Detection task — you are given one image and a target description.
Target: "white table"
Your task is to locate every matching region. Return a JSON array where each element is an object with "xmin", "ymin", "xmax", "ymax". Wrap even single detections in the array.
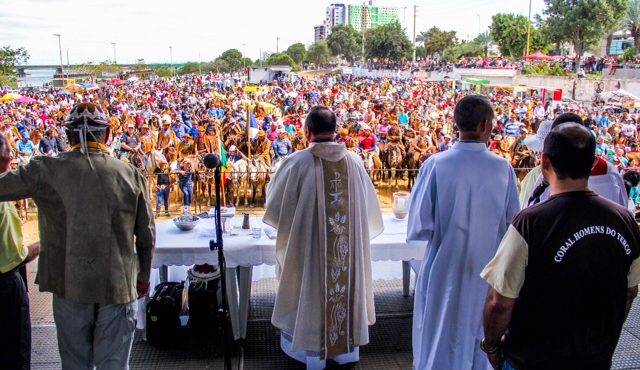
[{"xmin": 152, "ymin": 216, "xmax": 424, "ymax": 339}]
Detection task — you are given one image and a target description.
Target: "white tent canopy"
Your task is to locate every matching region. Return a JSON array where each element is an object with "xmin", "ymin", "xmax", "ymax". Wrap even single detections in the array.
[{"xmin": 600, "ymin": 89, "xmax": 640, "ymax": 102}]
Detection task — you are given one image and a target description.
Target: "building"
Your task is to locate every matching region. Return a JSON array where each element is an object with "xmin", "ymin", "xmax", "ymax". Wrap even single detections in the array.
[
  {"xmin": 348, "ymin": 3, "xmax": 399, "ymax": 33},
  {"xmin": 326, "ymin": 3, "xmax": 347, "ymax": 33},
  {"xmin": 314, "ymin": 24, "xmax": 328, "ymax": 41}
]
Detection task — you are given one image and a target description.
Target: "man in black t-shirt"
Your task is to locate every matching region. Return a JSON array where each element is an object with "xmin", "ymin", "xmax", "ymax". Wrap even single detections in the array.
[{"xmin": 481, "ymin": 123, "xmax": 640, "ymax": 370}]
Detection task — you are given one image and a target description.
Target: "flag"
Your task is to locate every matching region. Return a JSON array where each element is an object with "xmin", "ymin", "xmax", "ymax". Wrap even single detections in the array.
[
  {"xmin": 219, "ymin": 138, "xmax": 228, "ymax": 169},
  {"xmin": 249, "ymin": 111, "xmax": 259, "ymax": 140}
]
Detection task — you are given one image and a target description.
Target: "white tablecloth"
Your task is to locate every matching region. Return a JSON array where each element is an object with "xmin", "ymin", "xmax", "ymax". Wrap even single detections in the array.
[
  {"xmin": 153, "ymin": 216, "xmax": 425, "ymax": 269},
  {"xmin": 147, "ymin": 215, "xmax": 425, "ymax": 340}
]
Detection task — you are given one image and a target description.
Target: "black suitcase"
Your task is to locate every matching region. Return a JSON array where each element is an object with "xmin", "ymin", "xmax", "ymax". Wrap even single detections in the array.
[{"xmin": 146, "ymin": 281, "xmax": 185, "ymax": 345}]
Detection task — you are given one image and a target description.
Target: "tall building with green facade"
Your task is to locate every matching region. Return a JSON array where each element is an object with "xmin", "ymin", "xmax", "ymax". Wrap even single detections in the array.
[{"xmin": 347, "ymin": 4, "xmax": 399, "ymax": 33}]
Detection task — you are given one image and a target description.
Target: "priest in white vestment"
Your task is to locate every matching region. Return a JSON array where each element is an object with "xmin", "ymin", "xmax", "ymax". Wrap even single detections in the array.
[
  {"xmin": 264, "ymin": 106, "xmax": 384, "ymax": 369},
  {"xmin": 407, "ymin": 96, "xmax": 520, "ymax": 370}
]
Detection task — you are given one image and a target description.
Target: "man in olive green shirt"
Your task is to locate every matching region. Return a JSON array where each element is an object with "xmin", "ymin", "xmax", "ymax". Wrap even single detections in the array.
[
  {"xmin": 0, "ymin": 135, "xmax": 39, "ymax": 370},
  {"xmin": 0, "ymin": 103, "xmax": 155, "ymax": 370}
]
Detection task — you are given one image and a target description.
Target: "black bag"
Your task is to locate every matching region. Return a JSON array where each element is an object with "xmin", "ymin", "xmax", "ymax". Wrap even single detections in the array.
[
  {"xmin": 146, "ymin": 281, "xmax": 185, "ymax": 345},
  {"xmin": 186, "ymin": 264, "xmax": 222, "ymax": 337},
  {"xmin": 187, "ymin": 273, "xmax": 221, "ymax": 337}
]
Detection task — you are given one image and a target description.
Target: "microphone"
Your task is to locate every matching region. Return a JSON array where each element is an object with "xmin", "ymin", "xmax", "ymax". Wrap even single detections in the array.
[{"xmin": 203, "ymin": 153, "xmax": 220, "ymax": 169}]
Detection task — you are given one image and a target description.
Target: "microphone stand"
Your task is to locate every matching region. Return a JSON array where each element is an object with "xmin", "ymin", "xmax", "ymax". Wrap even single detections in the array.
[{"xmin": 209, "ymin": 162, "xmax": 233, "ymax": 370}]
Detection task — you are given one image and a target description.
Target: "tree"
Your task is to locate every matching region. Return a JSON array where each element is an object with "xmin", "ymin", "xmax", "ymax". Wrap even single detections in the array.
[
  {"xmin": 179, "ymin": 62, "xmax": 201, "ymax": 75},
  {"xmin": 0, "ymin": 46, "xmax": 29, "ymax": 86},
  {"xmin": 212, "ymin": 59, "xmax": 231, "ymax": 73},
  {"xmin": 307, "ymin": 41, "xmax": 332, "ymax": 67},
  {"xmin": 286, "ymin": 43, "xmax": 307, "ymax": 64},
  {"xmin": 416, "ymin": 27, "xmax": 457, "ymax": 58},
  {"xmin": 326, "ymin": 25, "xmax": 362, "ymax": 62},
  {"xmin": 544, "ymin": 0, "xmax": 629, "ymax": 69},
  {"xmin": 443, "ymin": 41, "xmax": 485, "ymax": 62},
  {"xmin": 490, "ymin": 13, "xmax": 549, "ymax": 58},
  {"xmin": 364, "ymin": 21, "xmax": 413, "ymax": 62},
  {"xmin": 625, "ymin": 0, "xmax": 640, "ymax": 51},
  {"xmin": 215, "ymin": 48, "xmax": 244, "ymax": 71},
  {"xmin": 265, "ymin": 52, "xmax": 298, "ymax": 70}
]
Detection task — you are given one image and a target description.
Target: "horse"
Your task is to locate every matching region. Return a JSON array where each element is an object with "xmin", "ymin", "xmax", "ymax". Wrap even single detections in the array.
[
  {"xmin": 227, "ymin": 159, "xmax": 248, "ymax": 207},
  {"xmin": 405, "ymin": 151, "xmax": 422, "ymax": 191},
  {"xmin": 514, "ymin": 155, "xmax": 537, "ymax": 183},
  {"xmin": 247, "ymin": 158, "xmax": 268, "ymax": 207},
  {"xmin": 270, "ymin": 155, "xmax": 288, "ymax": 176},
  {"xmin": 361, "ymin": 150, "xmax": 382, "ymax": 184},
  {"xmin": 384, "ymin": 143, "xmax": 404, "ymax": 190}
]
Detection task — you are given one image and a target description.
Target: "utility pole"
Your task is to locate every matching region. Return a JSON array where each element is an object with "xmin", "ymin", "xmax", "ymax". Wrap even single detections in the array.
[
  {"xmin": 276, "ymin": 37, "xmax": 280, "ymax": 53},
  {"xmin": 526, "ymin": 0, "xmax": 532, "ymax": 56},
  {"xmin": 111, "ymin": 42, "xmax": 117, "ymax": 64},
  {"xmin": 412, "ymin": 5, "xmax": 418, "ymax": 63},
  {"xmin": 66, "ymin": 50, "xmax": 69, "ymax": 70},
  {"xmin": 198, "ymin": 49, "xmax": 202, "ymax": 75},
  {"xmin": 259, "ymin": 48, "xmax": 262, "ymax": 67},
  {"xmin": 169, "ymin": 46, "xmax": 173, "ymax": 77},
  {"xmin": 53, "ymin": 34, "xmax": 64, "ymax": 77},
  {"xmin": 361, "ymin": 2, "xmax": 366, "ymax": 65}
]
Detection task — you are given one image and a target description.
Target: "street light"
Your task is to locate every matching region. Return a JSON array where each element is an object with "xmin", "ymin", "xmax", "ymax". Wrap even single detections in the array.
[
  {"xmin": 242, "ymin": 43, "xmax": 246, "ymax": 69},
  {"xmin": 526, "ymin": 0, "xmax": 532, "ymax": 56},
  {"xmin": 169, "ymin": 46, "xmax": 173, "ymax": 77},
  {"xmin": 53, "ymin": 34, "xmax": 64, "ymax": 77},
  {"xmin": 111, "ymin": 42, "xmax": 117, "ymax": 64}
]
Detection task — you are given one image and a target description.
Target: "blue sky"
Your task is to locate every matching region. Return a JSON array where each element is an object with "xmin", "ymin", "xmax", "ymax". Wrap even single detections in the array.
[{"xmin": 0, "ymin": 0, "xmax": 546, "ymax": 65}]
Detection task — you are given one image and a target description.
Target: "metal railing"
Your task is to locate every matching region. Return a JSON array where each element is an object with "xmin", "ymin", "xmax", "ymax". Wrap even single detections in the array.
[{"xmin": 17, "ymin": 167, "xmax": 537, "ymax": 219}]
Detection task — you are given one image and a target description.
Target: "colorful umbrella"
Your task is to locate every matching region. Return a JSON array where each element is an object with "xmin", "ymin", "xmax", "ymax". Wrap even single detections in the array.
[
  {"xmin": 65, "ymin": 84, "xmax": 83, "ymax": 92},
  {"xmin": 80, "ymin": 83, "xmax": 99, "ymax": 91},
  {"xmin": 0, "ymin": 92, "xmax": 22, "ymax": 102},
  {"xmin": 15, "ymin": 96, "xmax": 35, "ymax": 104},
  {"xmin": 523, "ymin": 50, "xmax": 554, "ymax": 61},
  {"xmin": 107, "ymin": 79, "xmax": 126, "ymax": 86}
]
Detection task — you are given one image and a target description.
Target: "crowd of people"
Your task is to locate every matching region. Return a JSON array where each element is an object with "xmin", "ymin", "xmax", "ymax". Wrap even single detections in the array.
[
  {"xmin": 1, "ymin": 69, "xmax": 640, "ymax": 370},
  {"xmin": 3, "ymin": 72, "xmax": 640, "ymax": 212}
]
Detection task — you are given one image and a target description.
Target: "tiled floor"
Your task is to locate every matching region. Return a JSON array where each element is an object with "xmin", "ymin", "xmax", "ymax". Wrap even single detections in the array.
[{"xmin": 29, "ymin": 274, "xmax": 640, "ymax": 369}]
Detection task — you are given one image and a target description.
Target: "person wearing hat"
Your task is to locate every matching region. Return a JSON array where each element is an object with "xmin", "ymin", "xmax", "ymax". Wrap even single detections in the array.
[
  {"xmin": 2, "ymin": 119, "xmax": 17, "ymax": 152},
  {"xmin": 252, "ymin": 130, "xmax": 273, "ymax": 167},
  {"xmin": 173, "ymin": 157, "xmax": 194, "ymax": 211},
  {"xmin": 139, "ymin": 124, "xmax": 156, "ymax": 155},
  {"xmin": 120, "ymin": 123, "xmax": 141, "ymax": 160},
  {"xmin": 153, "ymin": 158, "xmax": 171, "ymax": 217},
  {"xmin": 156, "ymin": 117, "xmax": 178, "ymax": 151},
  {"xmin": 291, "ymin": 128, "xmax": 308, "ymax": 152},
  {"xmin": 0, "ymin": 102, "xmax": 154, "ymax": 369},
  {"xmin": 526, "ymin": 114, "xmax": 628, "ymax": 208},
  {"xmin": 272, "ymin": 128, "xmax": 292, "ymax": 161},
  {"xmin": 177, "ymin": 132, "xmax": 196, "ymax": 159},
  {"xmin": 336, "ymin": 127, "xmax": 356, "ymax": 151},
  {"xmin": 203, "ymin": 123, "xmax": 220, "ymax": 155}
]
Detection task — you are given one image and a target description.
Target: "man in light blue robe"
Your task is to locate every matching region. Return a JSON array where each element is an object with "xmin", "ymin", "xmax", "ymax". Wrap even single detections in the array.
[{"xmin": 407, "ymin": 95, "xmax": 520, "ymax": 370}]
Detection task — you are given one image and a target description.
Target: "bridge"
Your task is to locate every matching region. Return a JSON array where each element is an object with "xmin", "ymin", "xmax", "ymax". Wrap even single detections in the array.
[{"xmin": 19, "ymin": 63, "xmax": 186, "ymax": 70}]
